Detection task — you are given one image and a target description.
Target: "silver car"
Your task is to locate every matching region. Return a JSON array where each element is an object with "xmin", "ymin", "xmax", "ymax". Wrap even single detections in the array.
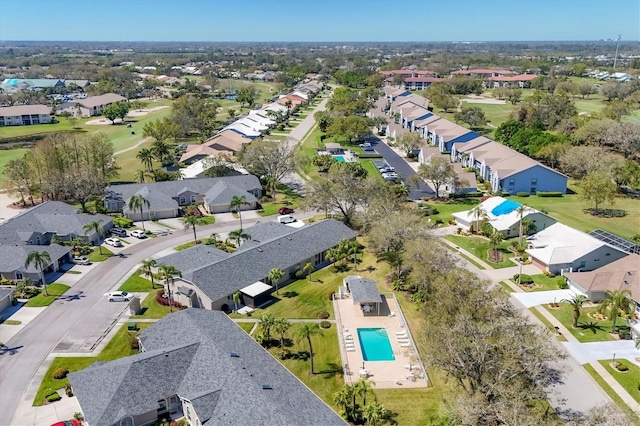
[{"xmin": 107, "ymin": 291, "xmax": 132, "ymax": 302}]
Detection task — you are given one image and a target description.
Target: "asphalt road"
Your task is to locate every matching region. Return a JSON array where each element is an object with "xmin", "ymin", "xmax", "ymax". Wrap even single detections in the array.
[
  {"xmin": 366, "ymin": 135, "xmax": 435, "ymax": 200},
  {"xmin": 0, "ymin": 215, "xmax": 277, "ymax": 425}
]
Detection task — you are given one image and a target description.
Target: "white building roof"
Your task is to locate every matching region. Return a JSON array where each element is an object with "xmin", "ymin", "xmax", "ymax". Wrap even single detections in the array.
[
  {"xmin": 241, "ymin": 281, "xmax": 273, "ymax": 297},
  {"xmin": 180, "ymin": 156, "xmax": 248, "ymax": 179},
  {"xmin": 452, "ymin": 196, "xmax": 538, "ymax": 232}
]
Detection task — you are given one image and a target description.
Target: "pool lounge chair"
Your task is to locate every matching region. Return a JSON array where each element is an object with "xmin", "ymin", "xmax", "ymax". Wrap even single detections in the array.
[
  {"xmin": 344, "ymin": 335, "xmax": 354, "ymax": 340},
  {"xmin": 396, "ymin": 331, "xmax": 408, "ymax": 337},
  {"xmin": 346, "ymin": 347, "xmax": 356, "ymax": 352},
  {"xmin": 400, "ymin": 342, "xmax": 411, "ymax": 347},
  {"xmin": 397, "ymin": 338, "xmax": 410, "ymax": 343}
]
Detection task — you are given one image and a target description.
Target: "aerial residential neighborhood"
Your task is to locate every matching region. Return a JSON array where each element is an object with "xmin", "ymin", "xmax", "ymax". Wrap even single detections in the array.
[{"xmin": 1, "ymin": 2, "xmax": 640, "ymax": 426}]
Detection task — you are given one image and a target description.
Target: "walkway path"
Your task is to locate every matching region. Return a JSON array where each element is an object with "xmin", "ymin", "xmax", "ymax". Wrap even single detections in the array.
[{"xmin": 113, "ymin": 136, "xmax": 152, "ymax": 156}]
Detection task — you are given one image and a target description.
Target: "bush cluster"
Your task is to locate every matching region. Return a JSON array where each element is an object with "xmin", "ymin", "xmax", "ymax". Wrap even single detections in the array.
[
  {"xmin": 450, "ymin": 191, "xmax": 484, "ymax": 198},
  {"xmin": 513, "ymin": 274, "xmax": 534, "ymax": 284},
  {"xmin": 320, "ymin": 321, "xmax": 331, "ymax": 329},
  {"xmin": 52, "ymin": 367, "xmax": 69, "ymax": 380},
  {"xmin": 155, "ymin": 290, "xmax": 183, "ymax": 308},
  {"xmin": 46, "ymin": 393, "xmax": 62, "ymax": 403},
  {"xmin": 113, "ymin": 217, "xmax": 134, "ymax": 228},
  {"xmin": 316, "ymin": 311, "xmax": 330, "ymax": 320},
  {"xmin": 536, "ymin": 192, "xmax": 564, "ymax": 197},
  {"xmin": 557, "ymin": 277, "xmax": 568, "ymax": 289},
  {"xmin": 516, "ymin": 192, "xmax": 530, "ymax": 197}
]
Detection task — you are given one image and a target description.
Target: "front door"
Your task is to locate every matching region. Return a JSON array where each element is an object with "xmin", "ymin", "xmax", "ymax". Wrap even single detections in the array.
[{"xmin": 169, "ymin": 396, "xmax": 180, "ymax": 414}]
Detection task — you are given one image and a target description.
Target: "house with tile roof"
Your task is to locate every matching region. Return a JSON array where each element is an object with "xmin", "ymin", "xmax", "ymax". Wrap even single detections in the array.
[
  {"xmin": 155, "ymin": 219, "xmax": 356, "ymax": 310},
  {"xmin": 104, "ymin": 176, "xmax": 261, "ymax": 220},
  {"xmin": 0, "ymin": 201, "xmax": 113, "ymax": 282},
  {"xmin": 564, "ymin": 254, "xmax": 639, "ymax": 304},
  {"xmin": 526, "ymin": 223, "xmax": 628, "ymax": 275},
  {"xmin": 69, "ymin": 309, "xmax": 346, "ymax": 426}
]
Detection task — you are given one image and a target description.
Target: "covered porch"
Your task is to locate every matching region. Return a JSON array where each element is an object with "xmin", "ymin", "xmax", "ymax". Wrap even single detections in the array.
[{"xmin": 344, "ymin": 276, "xmax": 383, "ymax": 316}]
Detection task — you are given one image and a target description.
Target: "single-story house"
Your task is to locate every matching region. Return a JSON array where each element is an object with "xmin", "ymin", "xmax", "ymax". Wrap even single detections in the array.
[
  {"xmin": 526, "ymin": 223, "xmax": 628, "ymax": 275},
  {"xmin": 344, "ymin": 276, "xmax": 383, "ymax": 315},
  {"xmin": 69, "ymin": 309, "xmax": 346, "ymax": 426},
  {"xmin": 0, "ymin": 104, "xmax": 51, "ymax": 126},
  {"xmin": 155, "ymin": 219, "xmax": 356, "ymax": 311},
  {"xmin": 179, "ymin": 156, "xmax": 247, "ymax": 180},
  {"xmin": 0, "ymin": 288, "xmax": 14, "ymax": 313},
  {"xmin": 104, "ymin": 176, "xmax": 262, "ymax": 220},
  {"xmin": 453, "ymin": 196, "xmax": 556, "ymax": 237},
  {"xmin": 56, "ymin": 93, "xmax": 127, "ymax": 117}
]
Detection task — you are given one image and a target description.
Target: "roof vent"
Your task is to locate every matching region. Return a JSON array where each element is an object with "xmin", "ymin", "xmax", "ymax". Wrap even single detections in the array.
[
  {"xmin": 230, "ymin": 352, "xmax": 239, "ymax": 357},
  {"xmin": 257, "ymin": 248, "xmax": 263, "ymax": 252},
  {"xmin": 261, "ymin": 384, "xmax": 273, "ymax": 390}
]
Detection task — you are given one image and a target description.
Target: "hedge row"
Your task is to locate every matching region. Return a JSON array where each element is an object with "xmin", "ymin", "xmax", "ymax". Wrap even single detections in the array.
[
  {"xmin": 450, "ymin": 191, "xmax": 484, "ymax": 198},
  {"xmin": 356, "ymin": 153, "xmax": 384, "ymax": 159},
  {"xmin": 536, "ymin": 192, "xmax": 564, "ymax": 198}
]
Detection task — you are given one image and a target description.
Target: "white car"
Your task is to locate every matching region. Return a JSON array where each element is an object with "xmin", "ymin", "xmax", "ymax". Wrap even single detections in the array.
[
  {"xmin": 104, "ymin": 237, "xmax": 123, "ymax": 247},
  {"xmin": 130, "ymin": 230, "xmax": 147, "ymax": 239},
  {"xmin": 73, "ymin": 256, "xmax": 90, "ymax": 265},
  {"xmin": 107, "ymin": 291, "xmax": 132, "ymax": 302}
]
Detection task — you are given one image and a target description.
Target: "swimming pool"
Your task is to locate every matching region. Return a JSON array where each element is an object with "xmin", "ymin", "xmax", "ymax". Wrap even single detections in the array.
[
  {"xmin": 334, "ymin": 155, "xmax": 346, "ymax": 162},
  {"xmin": 491, "ymin": 199, "xmax": 521, "ymax": 216},
  {"xmin": 357, "ymin": 328, "xmax": 395, "ymax": 361}
]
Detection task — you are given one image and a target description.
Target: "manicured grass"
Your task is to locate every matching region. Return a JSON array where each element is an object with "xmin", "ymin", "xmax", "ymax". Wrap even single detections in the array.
[
  {"xmin": 200, "ymin": 215, "xmax": 216, "ymax": 225},
  {"xmin": 543, "ymin": 304, "xmax": 630, "ymax": 343},
  {"xmin": 444, "ymin": 235, "xmax": 516, "ymax": 269},
  {"xmin": 510, "ymin": 190, "xmax": 640, "ymax": 239},
  {"xmin": 112, "ymin": 138, "xmax": 159, "ymax": 182},
  {"xmin": 87, "ymin": 246, "xmax": 113, "ymax": 262},
  {"xmin": 118, "ymin": 274, "xmax": 156, "ymax": 292},
  {"xmin": 235, "ymin": 322, "xmax": 255, "ymax": 334},
  {"xmin": 524, "ymin": 274, "xmax": 562, "ymax": 292},
  {"xmin": 0, "ymin": 119, "xmax": 78, "ymax": 139},
  {"xmin": 267, "ymin": 324, "xmax": 343, "ymax": 408},
  {"xmin": 0, "ymin": 148, "xmax": 29, "ymax": 179},
  {"xmin": 33, "ymin": 322, "xmax": 152, "ymax": 406},
  {"xmin": 423, "ymin": 198, "xmax": 480, "ymax": 224},
  {"xmin": 258, "ymin": 189, "xmax": 303, "ymax": 217},
  {"xmin": 24, "ymin": 284, "xmax": 70, "ymax": 307},
  {"xmin": 583, "ymin": 364, "xmax": 640, "ymax": 425},
  {"xmin": 130, "ymin": 292, "xmax": 174, "ymax": 319},
  {"xmin": 498, "ymin": 280, "xmax": 514, "ymax": 292},
  {"xmin": 175, "ymin": 241, "xmax": 196, "ymax": 251},
  {"xmin": 0, "ymin": 319, "xmax": 21, "ymax": 325},
  {"xmin": 599, "ymin": 360, "xmax": 640, "ymax": 405},
  {"xmin": 529, "ymin": 307, "xmax": 569, "ymax": 342}
]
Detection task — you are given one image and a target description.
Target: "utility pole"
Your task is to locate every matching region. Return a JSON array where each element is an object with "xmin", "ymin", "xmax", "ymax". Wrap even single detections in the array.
[{"xmin": 613, "ymin": 35, "xmax": 622, "ymax": 69}]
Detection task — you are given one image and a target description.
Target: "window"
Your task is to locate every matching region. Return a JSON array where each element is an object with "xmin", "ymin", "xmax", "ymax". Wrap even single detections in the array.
[
  {"xmin": 16, "ymin": 271, "xmax": 23, "ymax": 280},
  {"xmin": 179, "ymin": 196, "xmax": 186, "ymax": 205},
  {"xmin": 158, "ymin": 399, "xmax": 167, "ymax": 413},
  {"xmin": 509, "ymin": 179, "xmax": 515, "ymax": 186},
  {"xmin": 190, "ymin": 195, "xmax": 196, "ymax": 203},
  {"xmin": 531, "ymin": 178, "xmax": 537, "ymax": 185},
  {"xmin": 120, "ymin": 417, "xmax": 133, "ymax": 426}
]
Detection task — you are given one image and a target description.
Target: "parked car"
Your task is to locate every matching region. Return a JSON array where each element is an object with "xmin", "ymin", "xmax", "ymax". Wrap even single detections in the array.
[
  {"xmin": 278, "ymin": 207, "xmax": 295, "ymax": 215},
  {"xmin": 277, "ymin": 214, "xmax": 297, "ymax": 224},
  {"xmin": 104, "ymin": 237, "xmax": 123, "ymax": 247},
  {"xmin": 73, "ymin": 256, "xmax": 90, "ymax": 265},
  {"xmin": 130, "ymin": 230, "xmax": 147, "ymax": 239},
  {"xmin": 110, "ymin": 227, "xmax": 128, "ymax": 237},
  {"xmin": 379, "ymin": 167, "xmax": 395, "ymax": 174},
  {"xmin": 50, "ymin": 421, "xmax": 82, "ymax": 426},
  {"xmin": 107, "ymin": 291, "xmax": 132, "ymax": 302}
]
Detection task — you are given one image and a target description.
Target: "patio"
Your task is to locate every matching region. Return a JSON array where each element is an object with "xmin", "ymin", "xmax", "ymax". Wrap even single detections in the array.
[{"xmin": 333, "ymin": 284, "xmax": 428, "ymax": 389}]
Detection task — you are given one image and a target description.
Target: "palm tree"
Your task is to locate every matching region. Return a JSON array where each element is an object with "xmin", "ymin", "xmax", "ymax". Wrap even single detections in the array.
[
  {"xmin": 258, "ymin": 313, "xmax": 276, "ymax": 345},
  {"xmin": 468, "ymin": 205, "xmax": 488, "ymax": 234},
  {"xmin": 136, "ymin": 148, "xmax": 154, "ymax": 172},
  {"xmin": 599, "ymin": 289, "xmax": 634, "ymax": 334},
  {"xmin": 181, "ymin": 215, "xmax": 207, "ymax": 245},
  {"xmin": 333, "ymin": 386, "xmax": 352, "ymax": 419},
  {"xmin": 232, "ymin": 291, "xmax": 242, "ymax": 312},
  {"xmin": 295, "ymin": 323, "xmax": 320, "ymax": 375},
  {"xmin": 515, "ymin": 205, "xmax": 534, "ymax": 247},
  {"xmin": 347, "ymin": 240, "xmax": 362, "ymax": 271},
  {"xmin": 326, "ymin": 247, "xmax": 343, "ymax": 268},
  {"xmin": 561, "ymin": 294, "xmax": 589, "ymax": 328},
  {"xmin": 268, "ymin": 268, "xmax": 285, "ymax": 295},
  {"xmin": 128, "ymin": 194, "xmax": 151, "ymax": 232},
  {"xmin": 151, "ymin": 139, "xmax": 171, "ymax": 164},
  {"xmin": 25, "ymin": 251, "xmax": 52, "ymax": 296},
  {"xmin": 354, "ymin": 378, "xmax": 375, "ymax": 407},
  {"xmin": 133, "ymin": 169, "xmax": 146, "ymax": 183},
  {"xmin": 489, "ymin": 230, "xmax": 504, "ymax": 258},
  {"xmin": 363, "ymin": 401, "xmax": 386, "ymax": 426},
  {"xmin": 229, "ymin": 195, "xmax": 249, "ymax": 229},
  {"xmin": 229, "ymin": 228, "xmax": 250, "ymax": 247},
  {"xmin": 302, "ymin": 262, "xmax": 314, "ymax": 281},
  {"xmin": 273, "ymin": 317, "xmax": 291, "ymax": 349},
  {"xmin": 521, "ymin": 217, "xmax": 537, "ymax": 237},
  {"xmin": 140, "ymin": 258, "xmax": 157, "ymax": 289},
  {"xmin": 82, "ymin": 220, "xmax": 105, "ymax": 255},
  {"xmin": 158, "ymin": 264, "xmax": 181, "ymax": 313},
  {"xmin": 284, "ymin": 99, "xmax": 293, "ymax": 116}
]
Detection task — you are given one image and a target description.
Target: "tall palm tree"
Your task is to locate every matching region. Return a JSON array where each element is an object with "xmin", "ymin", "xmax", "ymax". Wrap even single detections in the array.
[
  {"xmin": 347, "ymin": 240, "xmax": 362, "ymax": 271},
  {"xmin": 140, "ymin": 258, "xmax": 157, "ymax": 289},
  {"xmin": 232, "ymin": 291, "xmax": 242, "ymax": 312},
  {"xmin": 136, "ymin": 148, "xmax": 154, "ymax": 172},
  {"xmin": 599, "ymin": 289, "xmax": 634, "ymax": 333},
  {"xmin": 151, "ymin": 139, "xmax": 171, "ymax": 164},
  {"xmin": 302, "ymin": 262, "xmax": 314, "ymax": 281},
  {"xmin": 158, "ymin": 264, "xmax": 181, "ymax": 313},
  {"xmin": 273, "ymin": 317, "xmax": 291, "ymax": 349},
  {"xmin": 326, "ymin": 247, "xmax": 343, "ymax": 268},
  {"xmin": 363, "ymin": 401, "xmax": 386, "ymax": 426},
  {"xmin": 128, "ymin": 194, "xmax": 151, "ymax": 232},
  {"xmin": 284, "ymin": 99, "xmax": 293, "ymax": 116},
  {"xmin": 268, "ymin": 267, "xmax": 284, "ymax": 295},
  {"xmin": 468, "ymin": 205, "xmax": 488, "ymax": 234},
  {"xmin": 488, "ymin": 230, "xmax": 504, "ymax": 261},
  {"xmin": 354, "ymin": 378, "xmax": 375, "ymax": 407},
  {"xmin": 561, "ymin": 294, "xmax": 589, "ymax": 328},
  {"xmin": 181, "ymin": 214, "xmax": 207, "ymax": 245},
  {"xmin": 82, "ymin": 219, "xmax": 105, "ymax": 255},
  {"xmin": 333, "ymin": 386, "xmax": 352, "ymax": 419},
  {"xmin": 25, "ymin": 251, "xmax": 52, "ymax": 296},
  {"xmin": 133, "ymin": 169, "xmax": 146, "ymax": 183},
  {"xmin": 229, "ymin": 228, "xmax": 250, "ymax": 247},
  {"xmin": 515, "ymin": 204, "xmax": 533, "ymax": 247},
  {"xmin": 229, "ymin": 195, "xmax": 249, "ymax": 229},
  {"xmin": 295, "ymin": 323, "xmax": 320, "ymax": 375},
  {"xmin": 259, "ymin": 313, "xmax": 276, "ymax": 345}
]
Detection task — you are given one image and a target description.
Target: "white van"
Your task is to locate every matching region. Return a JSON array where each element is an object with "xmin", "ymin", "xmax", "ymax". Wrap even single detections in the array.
[{"xmin": 277, "ymin": 215, "xmax": 297, "ymax": 224}]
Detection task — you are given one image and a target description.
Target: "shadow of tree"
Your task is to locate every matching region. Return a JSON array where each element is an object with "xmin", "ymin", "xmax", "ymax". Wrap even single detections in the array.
[
  {"xmin": 282, "ymin": 291, "xmax": 298, "ymax": 298},
  {"xmin": 578, "ymin": 321, "xmax": 606, "ymax": 334},
  {"xmin": 316, "ymin": 362, "xmax": 344, "ymax": 378}
]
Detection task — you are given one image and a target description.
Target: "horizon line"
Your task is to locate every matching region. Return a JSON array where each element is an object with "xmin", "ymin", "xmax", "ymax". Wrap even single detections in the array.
[{"xmin": 0, "ymin": 39, "xmax": 635, "ymax": 43}]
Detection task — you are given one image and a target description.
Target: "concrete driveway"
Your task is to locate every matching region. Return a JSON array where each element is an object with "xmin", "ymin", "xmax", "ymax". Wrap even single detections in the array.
[
  {"xmin": 511, "ymin": 289, "xmax": 577, "ymax": 308},
  {"xmin": 563, "ymin": 340, "xmax": 640, "ymax": 366}
]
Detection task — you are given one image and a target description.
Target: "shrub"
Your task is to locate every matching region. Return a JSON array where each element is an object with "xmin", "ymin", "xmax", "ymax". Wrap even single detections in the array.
[
  {"xmin": 113, "ymin": 217, "xmax": 134, "ymax": 228},
  {"xmin": 536, "ymin": 192, "xmax": 564, "ymax": 198},
  {"xmin": 277, "ymin": 349, "xmax": 291, "ymax": 360},
  {"xmin": 316, "ymin": 311, "xmax": 330, "ymax": 320},
  {"xmin": 450, "ymin": 191, "xmax": 484, "ymax": 198},
  {"xmin": 295, "ymin": 270, "xmax": 305, "ymax": 279},
  {"xmin": 149, "ymin": 213, "xmax": 157, "ymax": 221},
  {"xmin": 73, "ymin": 412, "xmax": 84, "ymax": 421},
  {"xmin": 65, "ymin": 384, "xmax": 73, "ymax": 397},
  {"xmin": 320, "ymin": 321, "xmax": 331, "ymax": 329},
  {"xmin": 52, "ymin": 367, "xmax": 69, "ymax": 380},
  {"xmin": 479, "ymin": 222, "xmax": 494, "ymax": 237},
  {"xmin": 616, "ymin": 362, "xmax": 629, "ymax": 372},
  {"xmin": 357, "ymin": 153, "xmax": 384, "ymax": 159},
  {"xmin": 516, "ymin": 192, "xmax": 530, "ymax": 197},
  {"xmin": 47, "ymin": 393, "xmax": 62, "ymax": 403},
  {"xmin": 155, "ymin": 290, "xmax": 182, "ymax": 308},
  {"xmin": 557, "ymin": 277, "xmax": 568, "ymax": 289},
  {"xmin": 513, "ymin": 274, "xmax": 534, "ymax": 284}
]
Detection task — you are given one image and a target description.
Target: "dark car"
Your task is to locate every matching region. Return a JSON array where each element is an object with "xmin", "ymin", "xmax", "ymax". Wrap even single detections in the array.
[{"xmin": 278, "ymin": 207, "xmax": 294, "ymax": 215}]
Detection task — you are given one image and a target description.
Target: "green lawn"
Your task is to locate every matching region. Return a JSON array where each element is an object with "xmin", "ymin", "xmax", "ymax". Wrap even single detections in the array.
[
  {"xmin": 258, "ymin": 187, "xmax": 303, "ymax": 217},
  {"xmin": 130, "ymin": 291, "xmax": 174, "ymax": 319},
  {"xmin": 0, "ymin": 119, "xmax": 78, "ymax": 139},
  {"xmin": 87, "ymin": 246, "xmax": 113, "ymax": 262},
  {"xmin": 24, "ymin": 284, "xmax": 70, "ymax": 307},
  {"xmin": 235, "ymin": 322, "xmax": 255, "ymax": 334},
  {"xmin": 529, "ymin": 307, "xmax": 568, "ymax": 342},
  {"xmin": 519, "ymin": 274, "xmax": 561, "ymax": 292},
  {"xmin": 445, "ymin": 243, "xmax": 486, "ymax": 270},
  {"xmin": 498, "ymin": 280, "xmax": 514, "ymax": 292},
  {"xmin": 33, "ymin": 322, "xmax": 152, "ymax": 406},
  {"xmin": 118, "ymin": 274, "xmax": 156, "ymax": 292},
  {"xmin": 444, "ymin": 235, "xmax": 516, "ymax": 269},
  {"xmin": 175, "ymin": 241, "xmax": 196, "ymax": 251},
  {"xmin": 0, "ymin": 148, "xmax": 29, "ymax": 179},
  {"xmin": 543, "ymin": 304, "xmax": 630, "ymax": 343},
  {"xmin": 599, "ymin": 360, "xmax": 640, "ymax": 405},
  {"xmin": 423, "ymin": 198, "xmax": 480, "ymax": 224},
  {"xmin": 583, "ymin": 364, "xmax": 640, "ymax": 425}
]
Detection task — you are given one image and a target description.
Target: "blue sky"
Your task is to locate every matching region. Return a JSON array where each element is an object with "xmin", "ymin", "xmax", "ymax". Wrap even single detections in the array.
[{"xmin": 1, "ymin": 0, "xmax": 638, "ymax": 42}]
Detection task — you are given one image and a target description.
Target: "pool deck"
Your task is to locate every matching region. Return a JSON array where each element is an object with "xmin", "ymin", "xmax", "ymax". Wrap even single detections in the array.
[{"xmin": 333, "ymin": 293, "xmax": 428, "ymax": 389}]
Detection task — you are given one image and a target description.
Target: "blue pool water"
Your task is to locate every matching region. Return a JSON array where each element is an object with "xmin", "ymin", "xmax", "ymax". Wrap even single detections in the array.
[
  {"xmin": 357, "ymin": 328, "xmax": 395, "ymax": 361},
  {"xmin": 334, "ymin": 155, "xmax": 346, "ymax": 162},
  {"xmin": 491, "ymin": 199, "xmax": 521, "ymax": 216}
]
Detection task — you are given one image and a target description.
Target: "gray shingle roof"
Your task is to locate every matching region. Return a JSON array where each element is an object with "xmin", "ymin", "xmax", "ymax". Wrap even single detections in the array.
[
  {"xmin": 237, "ymin": 221, "xmax": 297, "ymax": 249},
  {"xmin": 0, "ymin": 244, "xmax": 71, "ymax": 274},
  {"xmin": 169, "ymin": 219, "xmax": 355, "ymax": 302},
  {"xmin": 204, "ymin": 180, "xmax": 257, "ymax": 207},
  {"xmin": 154, "ymin": 244, "xmax": 229, "ymax": 273},
  {"xmin": 0, "ymin": 288, "xmax": 13, "ymax": 301},
  {"xmin": 345, "ymin": 276, "xmax": 382, "ymax": 304},
  {"xmin": 70, "ymin": 309, "xmax": 345, "ymax": 426}
]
